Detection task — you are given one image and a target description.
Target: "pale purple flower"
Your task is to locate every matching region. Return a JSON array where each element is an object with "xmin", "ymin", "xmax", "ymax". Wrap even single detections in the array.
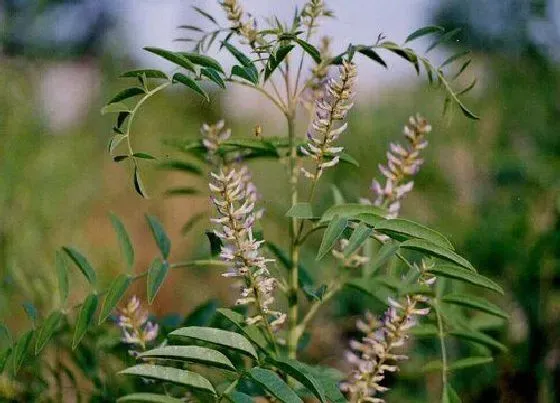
[{"xmin": 116, "ymin": 296, "xmax": 159, "ymax": 354}]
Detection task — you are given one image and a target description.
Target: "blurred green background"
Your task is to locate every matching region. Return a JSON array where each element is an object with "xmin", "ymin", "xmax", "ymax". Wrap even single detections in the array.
[{"xmin": 1, "ymin": 1, "xmax": 559, "ymax": 402}]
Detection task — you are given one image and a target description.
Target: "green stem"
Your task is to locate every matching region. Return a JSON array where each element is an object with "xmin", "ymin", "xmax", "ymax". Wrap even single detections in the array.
[{"xmin": 434, "ymin": 299, "xmax": 448, "ymax": 391}]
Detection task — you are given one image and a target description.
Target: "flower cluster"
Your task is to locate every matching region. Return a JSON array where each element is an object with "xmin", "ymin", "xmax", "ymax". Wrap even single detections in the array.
[
  {"xmin": 341, "ymin": 263, "xmax": 436, "ymax": 402},
  {"xmin": 301, "ymin": 60, "xmax": 357, "ymax": 180},
  {"xmin": 302, "ymin": 0, "xmax": 332, "ymax": 30},
  {"xmin": 220, "ymin": 0, "xmax": 257, "ymax": 43},
  {"xmin": 209, "ymin": 167, "xmax": 285, "ymax": 330},
  {"xmin": 365, "ymin": 115, "xmax": 431, "ymax": 218},
  {"xmin": 201, "ymin": 119, "xmax": 231, "ymax": 156},
  {"xmin": 116, "ymin": 296, "xmax": 158, "ymax": 355}
]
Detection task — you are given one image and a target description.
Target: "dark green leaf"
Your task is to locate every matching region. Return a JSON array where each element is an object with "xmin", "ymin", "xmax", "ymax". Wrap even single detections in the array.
[
  {"xmin": 452, "ymin": 59, "xmax": 472, "ymax": 80},
  {"xmin": 294, "ymin": 364, "xmax": 347, "ymax": 403},
  {"xmin": 375, "ymin": 218, "xmax": 454, "ymax": 250},
  {"xmin": 343, "ymin": 223, "xmax": 373, "ymax": 258},
  {"xmin": 169, "ymin": 326, "xmax": 258, "ymax": 360},
  {"xmin": 296, "ymin": 39, "xmax": 321, "ymax": 63},
  {"xmin": 192, "ymin": 6, "xmax": 218, "ymax": 25},
  {"xmin": 426, "ymin": 28, "xmax": 462, "ymax": 52},
  {"xmin": 114, "ymin": 155, "xmax": 129, "ymax": 162},
  {"xmin": 223, "ymin": 42, "xmax": 254, "ymax": 68},
  {"xmin": 457, "ymin": 78, "xmax": 477, "ymax": 96},
  {"xmin": 399, "ymin": 239, "xmax": 474, "ymax": 271},
  {"xmin": 370, "ymin": 240, "xmax": 400, "ymax": 272},
  {"xmin": 172, "ymin": 73, "xmax": 209, "ymax": 101},
  {"xmin": 134, "ymin": 167, "xmax": 148, "ymax": 198},
  {"xmin": 99, "ymin": 275, "xmax": 132, "ymax": 324},
  {"xmin": 165, "ymin": 187, "xmax": 200, "ymax": 197},
  {"xmin": 138, "ymin": 345, "xmax": 235, "ymax": 370},
  {"xmin": 117, "ymin": 393, "xmax": 185, "ymax": 403},
  {"xmin": 144, "ymin": 47, "xmax": 196, "ymax": 72},
  {"xmin": 62, "ymin": 247, "xmax": 97, "ymax": 286},
  {"xmin": 133, "ymin": 152, "xmax": 156, "ymax": 159},
  {"xmin": 109, "ymin": 87, "xmax": 145, "ymax": 104},
  {"xmin": 179, "ymin": 52, "xmax": 224, "ymax": 73},
  {"xmin": 35, "ymin": 311, "xmax": 63, "ymax": 354},
  {"xmin": 320, "ymin": 203, "xmax": 386, "ymax": 223},
  {"xmin": 249, "ymin": 368, "xmax": 303, "ymax": 403},
  {"xmin": 147, "ymin": 258, "xmax": 169, "ymax": 305},
  {"xmin": 316, "ymin": 215, "xmax": 348, "ymax": 260},
  {"xmin": 101, "ymin": 102, "xmax": 131, "ymax": 115},
  {"xmin": 449, "ymin": 330, "xmax": 507, "ymax": 352},
  {"xmin": 72, "ymin": 294, "xmax": 98, "ymax": 349},
  {"xmin": 427, "ymin": 265, "xmax": 503, "ymax": 294},
  {"xmin": 201, "ymin": 67, "xmax": 226, "ymax": 88},
  {"xmin": 231, "ymin": 65, "xmax": 259, "ymax": 85},
  {"xmin": 338, "ymin": 152, "xmax": 360, "ymax": 167},
  {"xmin": 357, "ymin": 48, "xmax": 387, "ymax": 68},
  {"xmin": 120, "ymin": 364, "xmax": 216, "ymax": 395},
  {"xmin": 344, "ymin": 278, "xmax": 394, "ymax": 305},
  {"xmin": 216, "ymin": 308, "xmax": 269, "ymax": 352},
  {"xmin": 159, "ymin": 160, "xmax": 203, "ymax": 175},
  {"xmin": 405, "ymin": 25, "xmax": 445, "ymax": 43},
  {"xmin": 121, "ymin": 69, "xmax": 168, "ymax": 79},
  {"xmin": 12, "ymin": 330, "xmax": 33, "ymax": 374},
  {"xmin": 146, "ymin": 215, "xmax": 171, "ymax": 259},
  {"xmin": 109, "ymin": 213, "xmax": 135, "ymax": 269},
  {"xmin": 205, "ymin": 231, "xmax": 222, "ymax": 257},
  {"xmin": 183, "ymin": 299, "xmax": 218, "ymax": 327},
  {"xmin": 271, "ymin": 358, "xmax": 327, "ymax": 402},
  {"xmin": 226, "ymin": 391, "xmax": 254, "ymax": 403},
  {"xmin": 441, "ymin": 51, "xmax": 471, "ymax": 68},
  {"xmin": 442, "ymin": 294, "xmax": 508, "ymax": 319},
  {"xmin": 285, "ymin": 202, "xmax": 315, "ymax": 219},
  {"xmin": 265, "ymin": 44, "xmax": 295, "ymax": 81},
  {"xmin": 109, "ymin": 134, "xmax": 127, "ymax": 153}
]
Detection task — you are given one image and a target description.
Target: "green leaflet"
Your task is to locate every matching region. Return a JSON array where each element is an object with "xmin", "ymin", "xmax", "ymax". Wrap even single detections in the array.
[
  {"xmin": 201, "ymin": 67, "xmax": 226, "ymax": 88},
  {"xmin": 427, "ymin": 265, "xmax": 504, "ymax": 294},
  {"xmin": 442, "ymin": 294, "xmax": 508, "ymax": 319},
  {"xmin": 405, "ymin": 25, "xmax": 445, "ymax": 43},
  {"xmin": 101, "ymin": 102, "xmax": 131, "ymax": 115},
  {"xmin": 285, "ymin": 202, "xmax": 315, "ymax": 219},
  {"xmin": 449, "ymin": 330, "xmax": 507, "ymax": 352},
  {"xmin": 399, "ymin": 239, "xmax": 474, "ymax": 271},
  {"xmin": 134, "ymin": 166, "xmax": 148, "ymax": 198},
  {"xmin": 146, "ymin": 214, "xmax": 171, "ymax": 259},
  {"xmin": 62, "ymin": 247, "xmax": 97, "ymax": 287},
  {"xmin": 120, "ymin": 364, "xmax": 216, "ymax": 395},
  {"xmin": 98, "ymin": 274, "xmax": 132, "ymax": 324},
  {"xmin": 248, "ymin": 368, "xmax": 303, "ymax": 403},
  {"xmin": 216, "ymin": 308, "xmax": 269, "ymax": 352},
  {"xmin": 316, "ymin": 215, "xmax": 348, "ymax": 261},
  {"xmin": 138, "ymin": 345, "xmax": 235, "ymax": 371},
  {"xmin": 143, "ymin": 47, "xmax": 196, "ymax": 72},
  {"xmin": 0, "ymin": 348, "xmax": 11, "ymax": 373},
  {"xmin": 35, "ymin": 311, "xmax": 64, "ymax": 354},
  {"xmin": 369, "ymin": 240, "xmax": 400, "ymax": 272},
  {"xmin": 169, "ymin": 326, "xmax": 258, "ymax": 360},
  {"xmin": 72, "ymin": 294, "xmax": 98, "ymax": 349},
  {"xmin": 226, "ymin": 391, "xmax": 254, "ymax": 403},
  {"xmin": 147, "ymin": 257, "xmax": 169, "ymax": 305},
  {"xmin": 271, "ymin": 358, "xmax": 327, "ymax": 402},
  {"xmin": 12, "ymin": 330, "xmax": 33, "ymax": 374},
  {"xmin": 343, "ymin": 223, "xmax": 373, "ymax": 258},
  {"xmin": 374, "ymin": 218, "xmax": 454, "ymax": 250},
  {"xmin": 179, "ymin": 51, "xmax": 224, "ymax": 73},
  {"xmin": 121, "ymin": 69, "xmax": 168, "ymax": 79},
  {"xmin": 117, "ymin": 393, "xmax": 185, "ymax": 403},
  {"xmin": 108, "ymin": 87, "xmax": 145, "ymax": 104},
  {"xmin": 172, "ymin": 73, "xmax": 209, "ymax": 101},
  {"xmin": 320, "ymin": 203, "xmax": 386, "ymax": 223},
  {"xmin": 109, "ymin": 212, "xmax": 135, "ymax": 270},
  {"xmin": 296, "ymin": 39, "xmax": 321, "ymax": 63}
]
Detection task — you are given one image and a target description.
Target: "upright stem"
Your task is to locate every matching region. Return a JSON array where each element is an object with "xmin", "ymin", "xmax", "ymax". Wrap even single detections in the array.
[{"xmin": 435, "ymin": 299, "xmax": 448, "ymax": 391}]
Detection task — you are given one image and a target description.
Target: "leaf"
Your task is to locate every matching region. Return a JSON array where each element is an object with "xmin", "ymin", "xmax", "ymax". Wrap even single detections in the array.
[
  {"xmin": 452, "ymin": 59, "xmax": 472, "ymax": 80},
  {"xmin": 169, "ymin": 326, "xmax": 258, "ymax": 360},
  {"xmin": 134, "ymin": 167, "xmax": 148, "ymax": 198},
  {"xmin": 159, "ymin": 160, "xmax": 204, "ymax": 176},
  {"xmin": 62, "ymin": 247, "xmax": 97, "ymax": 286},
  {"xmin": 183, "ymin": 299, "xmax": 219, "ymax": 327},
  {"xmin": 117, "ymin": 393, "xmax": 185, "ymax": 403},
  {"xmin": 426, "ymin": 265, "xmax": 504, "ymax": 294},
  {"xmin": 109, "ymin": 213, "xmax": 135, "ymax": 269},
  {"xmin": 201, "ymin": 67, "xmax": 226, "ymax": 88},
  {"xmin": 442, "ymin": 294, "xmax": 508, "ymax": 319},
  {"xmin": 192, "ymin": 6, "xmax": 218, "ymax": 25},
  {"xmin": 146, "ymin": 215, "xmax": 171, "ymax": 259},
  {"xmin": 357, "ymin": 48, "xmax": 387, "ymax": 68},
  {"xmin": 265, "ymin": 44, "xmax": 295, "ymax": 81},
  {"xmin": 72, "ymin": 294, "xmax": 98, "ymax": 349},
  {"xmin": 114, "ymin": 155, "xmax": 129, "ymax": 162},
  {"xmin": 405, "ymin": 25, "xmax": 445, "ymax": 43},
  {"xmin": 410, "ymin": 324, "xmax": 438, "ymax": 337},
  {"xmin": 449, "ymin": 330, "xmax": 507, "ymax": 352},
  {"xmin": 343, "ymin": 223, "xmax": 373, "ymax": 258},
  {"xmin": 249, "ymin": 368, "xmax": 303, "ymax": 403},
  {"xmin": 330, "ymin": 184, "xmax": 345, "ymax": 205},
  {"xmin": 98, "ymin": 275, "xmax": 132, "ymax": 324},
  {"xmin": 223, "ymin": 42, "xmax": 254, "ymax": 68},
  {"xmin": 320, "ymin": 203, "xmax": 386, "ymax": 223},
  {"xmin": 22, "ymin": 302, "xmax": 38, "ymax": 326},
  {"xmin": 264, "ymin": 241, "xmax": 315, "ymax": 288},
  {"xmin": 165, "ymin": 187, "xmax": 200, "ymax": 197},
  {"xmin": 375, "ymin": 218, "xmax": 454, "ymax": 250},
  {"xmin": 442, "ymin": 384, "xmax": 462, "ymax": 403},
  {"xmin": 426, "ymin": 28, "xmax": 462, "ymax": 52},
  {"xmin": 441, "ymin": 50, "xmax": 471, "ymax": 68},
  {"xmin": 216, "ymin": 308, "xmax": 269, "ymax": 352},
  {"xmin": 458, "ymin": 102, "xmax": 479, "ymax": 120},
  {"xmin": 271, "ymin": 358, "xmax": 327, "ymax": 402},
  {"xmin": 344, "ymin": 278, "xmax": 394, "ymax": 305},
  {"xmin": 285, "ymin": 202, "xmax": 315, "ymax": 219},
  {"xmin": 296, "ymin": 39, "xmax": 321, "ymax": 63},
  {"xmin": 399, "ymin": 239, "xmax": 474, "ymax": 271},
  {"xmin": 295, "ymin": 364, "xmax": 347, "ymax": 403},
  {"xmin": 109, "ymin": 134, "xmax": 127, "ymax": 153},
  {"xmin": 0, "ymin": 348, "xmax": 11, "ymax": 373},
  {"xmin": 109, "ymin": 87, "xmax": 146, "ymax": 104},
  {"xmin": 144, "ymin": 47, "xmax": 196, "ymax": 72},
  {"xmin": 370, "ymin": 240, "xmax": 400, "ymax": 272},
  {"xmin": 450, "ymin": 357, "xmax": 493, "ymax": 371},
  {"xmin": 179, "ymin": 52, "xmax": 224, "ymax": 73},
  {"xmin": 138, "ymin": 345, "xmax": 235, "ymax": 371},
  {"xmin": 457, "ymin": 78, "xmax": 477, "ymax": 96},
  {"xmin": 133, "ymin": 152, "xmax": 156, "ymax": 159},
  {"xmin": 12, "ymin": 330, "xmax": 33, "ymax": 374},
  {"xmin": 316, "ymin": 215, "xmax": 348, "ymax": 260},
  {"xmin": 0, "ymin": 323, "xmax": 11, "ymax": 345},
  {"xmin": 231, "ymin": 65, "xmax": 259, "ymax": 85},
  {"xmin": 205, "ymin": 231, "xmax": 222, "ymax": 257},
  {"xmin": 339, "ymin": 152, "xmax": 360, "ymax": 167},
  {"xmin": 35, "ymin": 311, "xmax": 63, "ymax": 354},
  {"xmin": 147, "ymin": 258, "xmax": 169, "ymax": 305},
  {"xmin": 101, "ymin": 102, "xmax": 131, "ymax": 115},
  {"xmin": 172, "ymin": 73, "xmax": 209, "ymax": 101},
  {"xmin": 226, "ymin": 391, "xmax": 254, "ymax": 403},
  {"xmin": 120, "ymin": 364, "xmax": 216, "ymax": 395},
  {"xmin": 121, "ymin": 69, "xmax": 168, "ymax": 79}
]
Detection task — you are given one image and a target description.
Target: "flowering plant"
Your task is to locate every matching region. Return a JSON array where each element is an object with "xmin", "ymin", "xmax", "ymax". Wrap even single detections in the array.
[{"xmin": 0, "ymin": 1, "xmax": 507, "ymax": 402}]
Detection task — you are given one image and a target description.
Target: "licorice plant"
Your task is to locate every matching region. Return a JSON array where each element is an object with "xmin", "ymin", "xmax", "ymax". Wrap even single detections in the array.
[{"xmin": 0, "ymin": 1, "xmax": 508, "ymax": 402}]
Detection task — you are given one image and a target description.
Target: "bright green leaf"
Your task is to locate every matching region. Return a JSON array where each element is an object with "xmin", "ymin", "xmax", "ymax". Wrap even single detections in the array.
[
  {"xmin": 72, "ymin": 294, "xmax": 98, "ymax": 349},
  {"xmin": 442, "ymin": 384, "xmax": 462, "ymax": 403},
  {"xmin": 12, "ymin": 330, "xmax": 33, "ymax": 374},
  {"xmin": 231, "ymin": 65, "xmax": 259, "ymax": 85},
  {"xmin": 99, "ymin": 275, "xmax": 132, "ymax": 324},
  {"xmin": 216, "ymin": 308, "xmax": 269, "ymax": 352},
  {"xmin": 370, "ymin": 240, "xmax": 400, "ymax": 272},
  {"xmin": 35, "ymin": 311, "xmax": 63, "ymax": 354},
  {"xmin": 316, "ymin": 215, "xmax": 348, "ymax": 260}
]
